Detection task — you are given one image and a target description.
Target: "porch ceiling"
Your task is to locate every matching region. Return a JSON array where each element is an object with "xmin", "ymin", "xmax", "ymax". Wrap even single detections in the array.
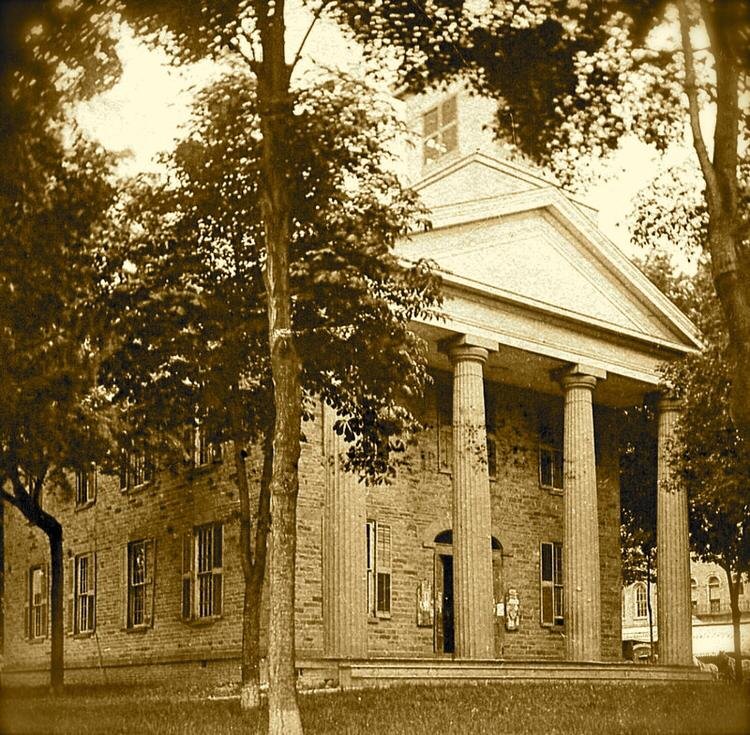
[{"xmin": 417, "ymin": 322, "xmax": 658, "ymax": 409}]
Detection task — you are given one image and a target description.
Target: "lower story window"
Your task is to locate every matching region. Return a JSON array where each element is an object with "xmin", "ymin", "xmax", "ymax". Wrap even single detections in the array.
[
  {"xmin": 540, "ymin": 541, "xmax": 563, "ymax": 626},
  {"xmin": 25, "ymin": 565, "xmax": 48, "ymax": 640},
  {"xmin": 125, "ymin": 539, "xmax": 155, "ymax": 628},
  {"xmin": 182, "ymin": 522, "xmax": 223, "ymax": 620},
  {"xmin": 68, "ymin": 552, "xmax": 96, "ymax": 635},
  {"xmin": 366, "ymin": 520, "xmax": 392, "ymax": 617}
]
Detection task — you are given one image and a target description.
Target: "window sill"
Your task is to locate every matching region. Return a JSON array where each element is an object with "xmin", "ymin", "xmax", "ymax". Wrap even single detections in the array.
[
  {"xmin": 26, "ymin": 636, "xmax": 48, "ymax": 645},
  {"xmin": 122, "ymin": 624, "xmax": 151, "ymax": 633},
  {"xmin": 376, "ymin": 612, "xmax": 392, "ymax": 620},
  {"xmin": 74, "ymin": 501, "xmax": 96, "ymax": 512},
  {"xmin": 121, "ymin": 481, "xmax": 152, "ymax": 495},
  {"xmin": 72, "ymin": 631, "xmax": 95, "ymax": 639},
  {"xmin": 540, "ymin": 484, "xmax": 563, "ymax": 495},
  {"xmin": 182, "ymin": 616, "xmax": 222, "ymax": 627}
]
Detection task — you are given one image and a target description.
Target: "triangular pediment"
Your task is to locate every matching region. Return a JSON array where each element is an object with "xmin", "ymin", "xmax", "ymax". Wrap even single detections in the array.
[
  {"xmin": 414, "ymin": 151, "xmax": 598, "ymax": 221},
  {"xmin": 401, "ymin": 156, "xmax": 700, "ymax": 353}
]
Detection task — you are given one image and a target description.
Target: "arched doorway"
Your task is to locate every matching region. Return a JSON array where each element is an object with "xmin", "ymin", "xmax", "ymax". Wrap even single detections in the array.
[{"xmin": 433, "ymin": 530, "xmax": 504, "ymax": 656}]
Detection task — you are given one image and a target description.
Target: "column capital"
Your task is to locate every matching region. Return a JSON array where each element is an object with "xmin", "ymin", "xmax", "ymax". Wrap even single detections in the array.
[
  {"xmin": 439, "ymin": 333, "xmax": 498, "ymax": 365},
  {"xmin": 560, "ymin": 372, "xmax": 598, "ymax": 392},
  {"xmin": 657, "ymin": 395, "xmax": 683, "ymax": 414},
  {"xmin": 449, "ymin": 344, "xmax": 489, "ymax": 365}
]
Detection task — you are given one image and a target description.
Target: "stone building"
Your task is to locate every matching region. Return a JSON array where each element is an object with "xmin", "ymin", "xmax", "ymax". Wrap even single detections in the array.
[
  {"xmin": 623, "ymin": 562, "xmax": 750, "ymax": 661},
  {"xmin": 2, "ymin": 85, "xmax": 704, "ymax": 687}
]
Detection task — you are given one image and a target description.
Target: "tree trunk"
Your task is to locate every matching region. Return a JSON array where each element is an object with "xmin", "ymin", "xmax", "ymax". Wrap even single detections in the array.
[
  {"xmin": 231, "ymin": 409, "xmax": 273, "ymax": 711},
  {"xmin": 256, "ymin": 2, "xmax": 304, "ymax": 733},
  {"xmin": 724, "ymin": 567, "xmax": 743, "ymax": 684},
  {"xmin": 646, "ymin": 553, "xmax": 655, "ymax": 664},
  {"xmin": 45, "ymin": 521, "xmax": 64, "ymax": 693},
  {"xmin": 678, "ymin": 0, "xmax": 750, "ymax": 439}
]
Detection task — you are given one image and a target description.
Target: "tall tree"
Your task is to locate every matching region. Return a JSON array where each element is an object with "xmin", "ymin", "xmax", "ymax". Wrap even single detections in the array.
[
  {"xmin": 0, "ymin": 0, "xmax": 119, "ymax": 691},
  {"xmin": 108, "ymin": 5, "xmax": 326, "ymax": 728},
  {"xmin": 100, "ymin": 62, "xmax": 439, "ymax": 718},
  {"xmin": 665, "ymin": 262, "xmax": 750, "ymax": 683}
]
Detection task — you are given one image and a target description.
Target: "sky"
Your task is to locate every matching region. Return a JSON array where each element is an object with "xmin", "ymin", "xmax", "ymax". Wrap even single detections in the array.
[{"xmin": 76, "ymin": 4, "xmax": 701, "ymax": 270}]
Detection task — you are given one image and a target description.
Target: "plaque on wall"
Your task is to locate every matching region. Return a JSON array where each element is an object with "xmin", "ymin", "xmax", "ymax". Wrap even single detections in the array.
[{"xmin": 416, "ymin": 580, "xmax": 434, "ymax": 627}]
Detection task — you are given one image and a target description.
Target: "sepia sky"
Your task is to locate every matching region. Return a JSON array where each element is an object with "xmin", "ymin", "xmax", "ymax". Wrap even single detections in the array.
[{"xmin": 76, "ymin": 3, "xmax": 701, "ymax": 270}]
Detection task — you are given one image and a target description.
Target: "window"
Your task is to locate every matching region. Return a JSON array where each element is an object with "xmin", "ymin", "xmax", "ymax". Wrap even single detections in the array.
[
  {"xmin": 75, "ymin": 465, "xmax": 97, "ymax": 507},
  {"xmin": 708, "ymin": 575, "xmax": 721, "ymax": 613},
  {"xmin": 182, "ymin": 522, "xmax": 223, "ymax": 620},
  {"xmin": 436, "ymin": 378, "xmax": 497, "ymax": 477},
  {"xmin": 691, "ymin": 578, "xmax": 698, "ymax": 613},
  {"xmin": 423, "ymin": 95, "xmax": 458, "ymax": 165},
  {"xmin": 185, "ymin": 424, "xmax": 222, "ymax": 467},
  {"xmin": 539, "ymin": 407, "xmax": 564, "ymax": 491},
  {"xmin": 68, "ymin": 552, "xmax": 96, "ymax": 635},
  {"xmin": 119, "ymin": 451, "xmax": 155, "ymax": 491},
  {"xmin": 124, "ymin": 539, "xmax": 155, "ymax": 628},
  {"xmin": 25, "ymin": 565, "xmax": 48, "ymax": 640},
  {"xmin": 540, "ymin": 541, "xmax": 563, "ymax": 626},
  {"xmin": 366, "ymin": 520, "xmax": 392, "ymax": 617},
  {"xmin": 485, "ymin": 385, "xmax": 498, "ymax": 479},
  {"xmin": 436, "ymin": 380, "xmax": 452, "ymax": 473},
  {"xmin": 635, "ymin": 583, "xmax": 648, "ymax": 618}
]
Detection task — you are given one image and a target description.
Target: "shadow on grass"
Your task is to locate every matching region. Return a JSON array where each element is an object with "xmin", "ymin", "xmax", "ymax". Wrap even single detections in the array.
[{"xmin": 1, "ymin": 680, "xmax": 748, "ymax": 734}]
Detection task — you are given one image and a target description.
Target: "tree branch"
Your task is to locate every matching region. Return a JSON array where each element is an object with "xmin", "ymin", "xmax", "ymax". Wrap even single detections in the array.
[
  {"xmin": 0, "ymin": 488, "xmax": 22, "ymax": 512},
  {"xmin": 289, "ymin": 0, "xmax": 331, "ymax": 74},
  {"xmin": 677, "ymin": 0, "xmax": 720, "ymax": 212}
]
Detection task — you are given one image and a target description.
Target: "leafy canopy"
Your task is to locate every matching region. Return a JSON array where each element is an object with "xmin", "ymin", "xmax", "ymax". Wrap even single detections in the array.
[{"xmin": 100, "ymin": 67, "xmax": 441, "ymax": 481}]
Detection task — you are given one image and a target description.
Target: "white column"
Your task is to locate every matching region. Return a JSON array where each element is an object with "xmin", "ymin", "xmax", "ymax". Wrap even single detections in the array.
[
  {"xmin": 561, "ymin": 371, "xmax": 601, "ymax": 661},
  {"xmin": 449, "ymin": 340, "xmax": 494, "ymax": 660},
  {"xmin": 656, "ymin": 397, "xmax": 692, "ymax": 665},
  {"xmin": 322, "ymin": 404, "xmax": 367, "ymax": 658}
]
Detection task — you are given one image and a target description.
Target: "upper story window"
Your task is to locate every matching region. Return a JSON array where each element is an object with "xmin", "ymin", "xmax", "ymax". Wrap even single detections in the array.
[
  {"xmin": 423, "ymin": 95, "xmax": 458, "ymax": 165},
  {"xmin": 185, "ymin": 423, "xmax": 223, "ymax": 468},
  {"xmin": 75, "ymin": 465, "xmax": 97, "ymax": 507},
  {"xmin": 538, "ymin": 405, "xmax": 563, "ymax": 492},
  {"xmin": 708, "ymin": 575, "xmax": 721, "ymax": 613},
  {"xmin": 691, "ymin": 577, "xmax": 698, "ymax": 612},
  {"xmin": 436, "ymin": 376, "xmax": 498, "ymax": 478},
  {"xmin": 119, "ymin": 451, "xmax": 155, "ymax": 492},
  {"xmin": 634, "ymin": 583, "xmax": 648, "ymax": 619}
]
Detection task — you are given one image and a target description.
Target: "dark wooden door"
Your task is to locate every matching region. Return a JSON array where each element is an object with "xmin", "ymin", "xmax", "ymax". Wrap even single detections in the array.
[{"xmin": 434, "ymin": 552, "xmax": 454, "ymax": 654}]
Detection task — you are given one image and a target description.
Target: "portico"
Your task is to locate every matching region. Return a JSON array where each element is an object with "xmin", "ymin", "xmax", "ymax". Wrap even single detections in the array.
[{"xmin": 321, "ymin": 152, "xmax": 701, "ymax": 667}]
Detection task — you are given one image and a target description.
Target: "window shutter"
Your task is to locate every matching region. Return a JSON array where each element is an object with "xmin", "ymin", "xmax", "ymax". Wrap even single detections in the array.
[
  {"xmin": 24, "ymin": 569, "xmax": 30, "ymax": 640},
  {"xmin": 89, "ymin": 553, "xmax": 97, "ymax": 632},
  {"xmin": 540, "ymin": 542, "xmax": 553, "ymax": 626},
  {"xmin": 366, "ymin": 521, "xmax": 376, "ymax": 617},
  {"xmin": 212, "ymin": 525, "xmax": 223, "ymax": 616},
  {"xmin": 67, "ymin": 558, "xmax": 75, "ymax": 635},
  {"xmin": 181, "ymin": 531, "xmax": 193, "ymax": 620},
  {"xmin": 144, "ymin": 539, "xmax": 155, "ymax": 626},
  {"xmin": 90, "ymin": 466, "xmax": 97, "ymax": 503},
  {"xmin": 42, "ymin": 563, "xmax": 49, "ymax": 638},
  {"xmin": 121, "ymin": 545, "xmax": 130, "ymax": 628}
]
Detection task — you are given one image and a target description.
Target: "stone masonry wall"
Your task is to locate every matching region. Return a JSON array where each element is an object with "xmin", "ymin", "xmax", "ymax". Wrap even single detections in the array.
[{"xmin": 3, "ymin": 380, "xmax": 623, "ymax": 684}]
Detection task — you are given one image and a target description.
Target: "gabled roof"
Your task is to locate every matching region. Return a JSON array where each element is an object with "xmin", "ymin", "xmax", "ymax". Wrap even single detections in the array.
[{"xmin": 400, "ymin": 152, "xmax": 701, "ymax": 355}]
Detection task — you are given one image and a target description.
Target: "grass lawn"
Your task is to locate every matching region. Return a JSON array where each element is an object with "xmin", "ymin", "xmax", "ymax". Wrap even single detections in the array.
[{"xmin": 0, "ymin": 681, "xmax": 748, "ymax": 735}]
